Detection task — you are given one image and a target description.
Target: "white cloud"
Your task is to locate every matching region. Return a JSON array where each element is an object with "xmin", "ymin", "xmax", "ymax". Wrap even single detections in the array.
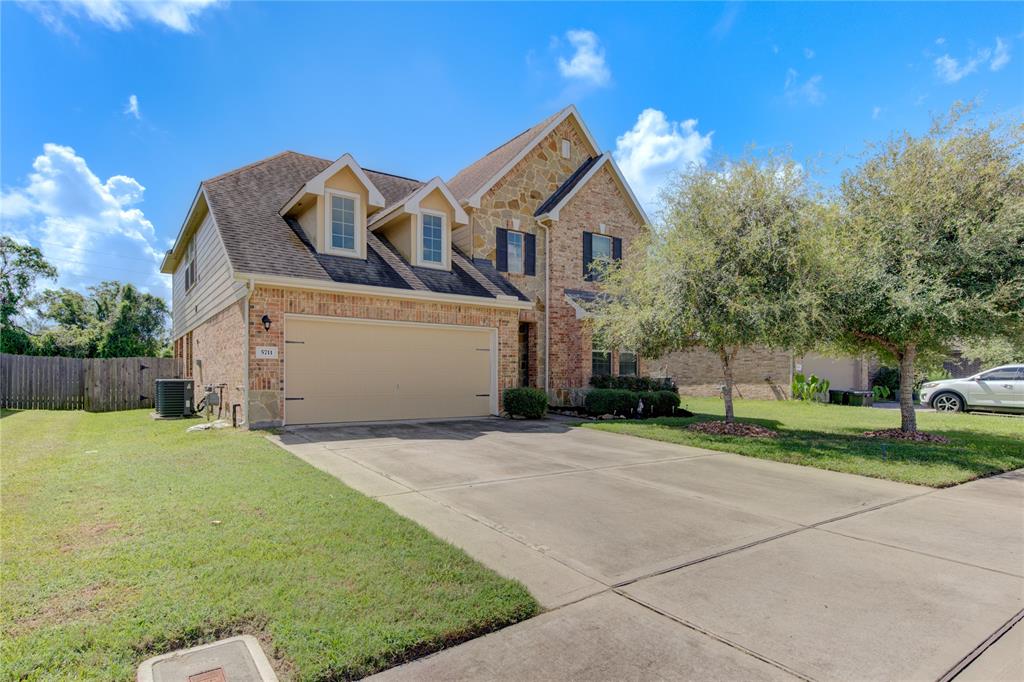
[
  {"xmin": 934, "ymin": 37, "xmax": 1011, "ymax": 82},
  {"xmin": 784, "ymin": 68, "xmax": 825, "ymax": 105},
  {"xmin": 991, "ymin": 37, "xmax": 1011, "ymax": 70},
  {"xmin": 872, "ymin": 106, "xmax": 883, "ymax": 120},
  {"xmin": 803, "ymin": 47, "xmax": 815, "ymax": 59},
  {"xmin": 935, "ymin": 37, "xmax": 946, "ymax": 46},
  {"xmin": 23, "ymin": 0, "xmax": 222, "ymax": 34},
  {"xmin": 557, "ymin": 29, "xmax": 611, "ymax": 87},
  {"xmin": 0, "ymin": 144, "xmax": 168, "ymax": 298},
  {"xmin": 613, "ymin": 108, "xmax": 713, "ymax": 212},
  {"xmin": 124, "ymin": 94, "xmax": 140, "ymax": 119}
]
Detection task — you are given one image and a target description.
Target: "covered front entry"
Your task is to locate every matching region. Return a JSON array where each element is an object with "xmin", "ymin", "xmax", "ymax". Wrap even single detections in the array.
[{"xmin": 284, "ymin": 315, "xmax": 496, "ymax": 425}]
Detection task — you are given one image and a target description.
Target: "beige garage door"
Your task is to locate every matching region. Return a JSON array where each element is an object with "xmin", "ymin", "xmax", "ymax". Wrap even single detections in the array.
[{"xmin": 284, "ymin": 317, "xmax": 494, "ymax": 424}]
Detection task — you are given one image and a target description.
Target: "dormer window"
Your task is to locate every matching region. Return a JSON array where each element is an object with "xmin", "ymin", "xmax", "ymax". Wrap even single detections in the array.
[
  {"xmin": 422, "ymin": 212, "xmax": 444, "ymax": 264},
  {"xmin": 415, "ymin": 210, "xmax": 448, "ymax": 269},
  {"xmin": 325, "ymin": 189, "xmax": 362, "ymax": 256}
]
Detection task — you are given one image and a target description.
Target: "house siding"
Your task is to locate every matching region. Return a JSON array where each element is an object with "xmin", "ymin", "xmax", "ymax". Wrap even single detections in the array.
[
  {"xmin": 170, "ymin": 208, "xmax": 246, "ymax": 340},
  {"xmin": 246, "ymin": 285, "xmax": 521, "ymax": 428}
]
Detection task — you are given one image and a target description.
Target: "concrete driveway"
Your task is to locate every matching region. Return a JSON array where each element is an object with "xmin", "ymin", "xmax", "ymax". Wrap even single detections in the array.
[{"xmin": 271, "ymin": 418, "xmax": 1024, "ymax": 681}]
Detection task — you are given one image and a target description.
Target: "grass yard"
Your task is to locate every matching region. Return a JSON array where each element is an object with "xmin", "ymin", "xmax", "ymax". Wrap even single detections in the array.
[
  {"xmin": 0, "ymin": 409, "xmax": 537, "ymax": 681},
  {"xmin": 583, "ymin": 397, "xmax": 1024, "ymax": 487}
]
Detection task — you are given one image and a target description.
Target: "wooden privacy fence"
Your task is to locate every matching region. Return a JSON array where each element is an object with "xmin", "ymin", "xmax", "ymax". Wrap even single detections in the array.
[{"xmin": 0, "ymin": 354, "xmax": 184, "ymax": 412}]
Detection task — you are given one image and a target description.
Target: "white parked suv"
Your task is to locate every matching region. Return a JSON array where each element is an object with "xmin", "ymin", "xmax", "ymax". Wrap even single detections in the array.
[{"xmin": 920, "ymin": 365, "xmax": 1024, "ymax": 413}]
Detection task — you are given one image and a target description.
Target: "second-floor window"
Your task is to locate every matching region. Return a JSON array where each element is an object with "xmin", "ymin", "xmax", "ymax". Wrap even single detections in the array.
[
  {"xmin": 330, "ymin": 193, "xmax": 357, "ymax": 252},
  {"xmin": 183, "ymin": 237, "xmax": 198, "ymax": 292},
  {"xmin": 421, "ymin": 212, "xmax": 444, "ymax": 264},
  {"xmin": 507, "ymin": 230, "xmax": 524, "ymax": 274},
  {"xmin": 496, "ymin": 228, "xmax": 535, "ymax": 276},
  {"xmin": 583, "ymin": 231, "xmax": 622, "ymax": 281}
]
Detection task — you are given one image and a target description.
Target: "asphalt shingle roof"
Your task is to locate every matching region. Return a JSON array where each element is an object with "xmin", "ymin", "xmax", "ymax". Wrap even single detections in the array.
[
  {"xmin": 200, "ymin": 151, "xmax": 526, "ymax": 302},
  {"xmin": 447, "ymin": 108, "xmax": 567, "ymax": 201}
]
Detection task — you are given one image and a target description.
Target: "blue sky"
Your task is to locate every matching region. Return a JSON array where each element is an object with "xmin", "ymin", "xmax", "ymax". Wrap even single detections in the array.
[{"xmin": 2, "ymin": 1, "xmax": 1021, "ymax": 302}]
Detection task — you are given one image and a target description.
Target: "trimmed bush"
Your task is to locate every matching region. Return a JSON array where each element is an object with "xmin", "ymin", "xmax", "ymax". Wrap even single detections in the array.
[
  {"xmin": 503, "ymin": 387, "xmax": 549, "ymax": 419},
  {"xmin": 634, "ymin": 390, "xmax": 682, "ymax": 417},
  {"xmin": 584, "ymin": 389, "xmax": 640, "ymax": 416},
  {"xmin": 589, "ymin": 375, "xmax": 678, "ymax": 392}
]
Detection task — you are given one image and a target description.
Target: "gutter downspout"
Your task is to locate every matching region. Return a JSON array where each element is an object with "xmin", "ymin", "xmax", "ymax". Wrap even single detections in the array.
[
  {"xmin": 242, "ymin": 277, "xmax": 254, "ymax": 425},
  {"xmin": 544, "ymin": 220, "xmax": 551, "ymax": 395}
]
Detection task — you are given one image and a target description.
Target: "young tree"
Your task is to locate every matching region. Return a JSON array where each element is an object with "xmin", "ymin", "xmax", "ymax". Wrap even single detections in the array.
[
  {"xmin": 591, "ymin": 154, "xmax": 823, "ymax": 423},
  {"xmin": 825, "ymin": 106, "xmax": 1024, "ymax": 433},
  {"xmin": 0, "ymin": 236, "xmax": 57, "ymax": 353}
]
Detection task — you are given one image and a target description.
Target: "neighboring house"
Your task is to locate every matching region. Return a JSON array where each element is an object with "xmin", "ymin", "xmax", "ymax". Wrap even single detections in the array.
[{"xmin": 161, "ymin": 106, "xmax": 651, "ymax": 427}]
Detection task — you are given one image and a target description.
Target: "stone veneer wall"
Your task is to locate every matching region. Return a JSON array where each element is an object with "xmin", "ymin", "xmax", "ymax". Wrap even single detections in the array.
[
  {"xmin": 547, "ymin": 164, "xmax": 647, "ymax": 402},
  {"xmin": 185, "ymin": 299, "xmax": 247, "ymax": 414},
  {"xmin": 650, "ymin": 347, "xmax": 793, "ymax": 400},
  {"xmin": 246, "ymin": 285, "xmax": 521, "ymax": 428},
  {"xmin": 461, "ymin": 117, "xmax": 597, "ymax": 389}
]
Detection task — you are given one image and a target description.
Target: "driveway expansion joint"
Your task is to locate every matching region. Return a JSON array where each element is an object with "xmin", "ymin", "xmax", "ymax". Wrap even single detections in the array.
[{"xmin": 938, "ymin": 609, "xmax": 1024, "ymax": 682}]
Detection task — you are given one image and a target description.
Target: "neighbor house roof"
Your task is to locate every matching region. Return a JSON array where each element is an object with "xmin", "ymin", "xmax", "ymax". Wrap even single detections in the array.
[{"xmin": 196, "ymin": 151, "xmax": 527, "ymax": 302}]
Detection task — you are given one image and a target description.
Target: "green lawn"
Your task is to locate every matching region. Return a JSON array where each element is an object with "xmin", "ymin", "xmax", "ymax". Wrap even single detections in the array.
[
  {"xmin": 0, "ymin": 410, "xmax": 537, "ymax": 681},
  {"xmin": 582, "ymin": 397, "xmax": 1024, "ymax": 487}
]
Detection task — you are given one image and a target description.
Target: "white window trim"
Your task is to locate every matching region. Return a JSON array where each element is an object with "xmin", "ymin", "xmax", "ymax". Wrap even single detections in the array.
[
  {"xmin": 506, "ymin": 230, "xmax": 525, "ymax": 275},
  {"xmin": 183, "ymin": 237, "xmax": 198, "ymax": 293},
  {"xmin": 416, "ymin": 209, "xmax": 449, "ymax": 270},
  {"xmin": 324, "ymin": 189, "xmax": 363, "ymax": 258}
]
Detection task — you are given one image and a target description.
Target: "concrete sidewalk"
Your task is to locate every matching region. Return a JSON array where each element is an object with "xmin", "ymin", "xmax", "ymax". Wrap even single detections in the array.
[{"xmin": 271, "ymin": 419, "xmax": 1024, "ymax": 681}]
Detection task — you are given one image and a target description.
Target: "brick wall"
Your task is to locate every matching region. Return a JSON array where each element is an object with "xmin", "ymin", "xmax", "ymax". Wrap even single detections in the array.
[
  {"xmin": 547, "ymin": 164, "xmax": 647, "ymax": 400},
  {"xmin": 246, "ymin": 285, "xmax": 521, "ymax": 428},
  {"xmin": 650, "ymin": 347, "xmax": 793, "ymax": 400},
  {"xmin": 186, "ymin": 299, "xmax": 247, "ymax": 414}
]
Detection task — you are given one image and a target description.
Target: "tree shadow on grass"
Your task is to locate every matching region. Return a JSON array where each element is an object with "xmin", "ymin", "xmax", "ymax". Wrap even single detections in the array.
[{"xmin": 613, "ymin": 412, "xmax": 1024, "ymax": 486}]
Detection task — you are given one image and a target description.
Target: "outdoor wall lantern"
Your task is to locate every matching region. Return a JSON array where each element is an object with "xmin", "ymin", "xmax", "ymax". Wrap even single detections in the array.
[{"xmin": 261, "ymin": 314, "xmax": 272, "ymax": 332}]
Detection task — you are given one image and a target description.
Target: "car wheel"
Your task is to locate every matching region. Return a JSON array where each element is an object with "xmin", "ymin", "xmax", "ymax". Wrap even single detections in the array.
[{"xmin": 932, "ymin": 392, "xmax": 963, "ymax": 413}]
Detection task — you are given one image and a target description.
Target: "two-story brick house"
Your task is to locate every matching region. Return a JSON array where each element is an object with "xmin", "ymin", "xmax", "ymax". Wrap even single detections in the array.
[{"xmin": 161, "ymin": 105, "xmax": 650, "ymax": 427}]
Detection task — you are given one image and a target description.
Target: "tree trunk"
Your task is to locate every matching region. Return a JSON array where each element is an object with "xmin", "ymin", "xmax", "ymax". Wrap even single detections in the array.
[
  {"xmin": 719, "ymin": 347, "xmax": 737, "ymax": 423},
  {"xmin": 898, "ymin": 345, "xmax": 917, "ymax": 434}
]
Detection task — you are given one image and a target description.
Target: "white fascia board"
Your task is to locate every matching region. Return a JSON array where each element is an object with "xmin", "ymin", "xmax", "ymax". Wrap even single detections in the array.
[
  {"xmin": 238, "ymin": 272, "xmax": 534, "ymax": 310},
  {"xmin": 465, "ymin": 105, "xmax": 602, "ymax": 209},
  {"xmin": 405, "ymin": 178, "xmax": 470, "ymax": 224},
  {"xmin": 367, "ymin": 178, "xmax": 469, "ymax": 230},
  {"xmin": 161, "ymin": 187, "xmax": 209, "ymax": 274},
  {"xmin": 279, "ymin": 153, "xmax": 386, "ymax": 215}
]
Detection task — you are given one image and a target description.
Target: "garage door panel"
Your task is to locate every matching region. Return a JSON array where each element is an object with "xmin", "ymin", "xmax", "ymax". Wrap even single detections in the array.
[{"xmin": 285, "ymin": 318, "xmax": 494, "ymax": 424}]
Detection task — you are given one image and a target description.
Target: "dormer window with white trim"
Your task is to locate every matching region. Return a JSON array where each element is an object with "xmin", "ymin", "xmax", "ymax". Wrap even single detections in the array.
[
  {"xmin": 325, "ymin": 189, "xmax": 362, "ymax": 256},
  {"xmin": 417, "ymin": 210, "xmax": 448, "ymax": 269}
]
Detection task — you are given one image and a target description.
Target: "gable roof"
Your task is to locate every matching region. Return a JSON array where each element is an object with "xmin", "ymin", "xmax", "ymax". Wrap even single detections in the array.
[
  {"xmin": 279, "ymin": 153, "xmax": 386, "ymax": 215},
  {"xmin": 447, "ymin": 105, "xmax": 601, "ymax": 208},
  {"xmin": 533, "ymin": 153, "xmax": 650, "ymax": 225},
  {"xmin": 193, "ymin": 151, "xmax": 526, "ymax": 304},
  {"xmin": 368, "ymin": 176, "xmax": 469, "ymax": 230}
]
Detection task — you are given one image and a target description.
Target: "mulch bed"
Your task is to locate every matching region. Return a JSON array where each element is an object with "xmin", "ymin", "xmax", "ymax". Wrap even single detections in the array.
[
  {"xmin": 863, "ymin": 428, "xmax": 950, "ymax": 444},
  {"xmin": 688, "ymin": 421, "xmax": 779, "ymax": 438}
]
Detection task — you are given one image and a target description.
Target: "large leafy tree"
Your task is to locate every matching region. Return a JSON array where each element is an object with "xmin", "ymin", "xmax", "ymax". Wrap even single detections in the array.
[
  {"xmin": 0, "ymin": 236, "xmax": 57, "ymax": 354},
  {"xmin": 591, "ymin": 153, "xmax": 824, "ymax": 423},
  {"xmin": 824, "ymin": 106, "xmax": 1024, "ymax": 433},
  {"xmin": 33, "ymin": 282, "xmax": 169, "ymax": 357}
]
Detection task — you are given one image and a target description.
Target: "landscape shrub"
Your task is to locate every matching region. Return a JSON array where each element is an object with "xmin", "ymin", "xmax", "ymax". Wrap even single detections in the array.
[
  {"xmin": 584, "ymin": 389, "xmax": 639, "ymax": 416},
  {"xmin": 651, "ymin": 390, "xmax": 682, "ymax": 416},
  {"xmin": 589, "ymin": 375, "xmax": 677, "ymax": 392},
  {"xmin": 503, "ymin": 387, "xmax": 548, "ymax": 419}
]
